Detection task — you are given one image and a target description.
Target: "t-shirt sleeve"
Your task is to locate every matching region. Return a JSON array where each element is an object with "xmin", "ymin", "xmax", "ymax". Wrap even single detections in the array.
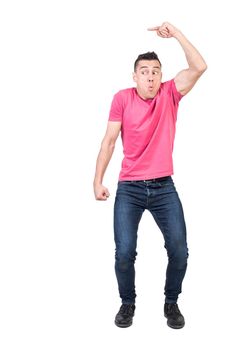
[
  {"xmin": 169, "ymin": 79, "xmax": 184, "ymax": 105},
  {"xmin": 108, "ymin": 91, "xmax": 123, "ymax": 122}
]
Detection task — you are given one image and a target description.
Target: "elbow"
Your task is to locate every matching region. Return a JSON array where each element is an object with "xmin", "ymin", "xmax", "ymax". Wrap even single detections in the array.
[
  {"xmin": 101, "ymin": 138, "xmax": 116, "ymax": 151},
  {"xmin": 198, "ymin": 62, "xmax": 208, "ymax": 75},
  {"xmin": 201, "ymin": 63, "xmax": 208, "ymax": 73}
]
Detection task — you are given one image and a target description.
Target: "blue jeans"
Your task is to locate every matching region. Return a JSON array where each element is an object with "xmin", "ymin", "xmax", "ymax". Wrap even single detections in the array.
[{"xmin": 113, "ymin": 176, "xmax": 188, "ymax": 305}]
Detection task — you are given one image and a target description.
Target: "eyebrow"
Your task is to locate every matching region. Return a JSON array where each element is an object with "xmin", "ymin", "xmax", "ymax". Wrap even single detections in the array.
[{"xmin": 139, "ymin": 66, "xmax": 161, "ymax": 69}]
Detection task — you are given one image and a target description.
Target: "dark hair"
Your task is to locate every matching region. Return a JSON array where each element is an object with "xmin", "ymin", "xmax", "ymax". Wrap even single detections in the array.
[{"xmin": 134, "ymin": 51, "xmax": 161, "ymax": 72}]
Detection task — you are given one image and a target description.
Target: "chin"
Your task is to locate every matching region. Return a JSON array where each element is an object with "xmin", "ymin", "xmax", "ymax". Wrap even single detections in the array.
[{"xmin": 147, "ymin": 92, "xmax": 156, "ymax": 99}]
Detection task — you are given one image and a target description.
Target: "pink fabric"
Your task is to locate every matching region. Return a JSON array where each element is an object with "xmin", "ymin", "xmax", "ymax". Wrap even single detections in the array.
[{"xmin": 108, "ymin": 79, "xmax": 183, "ymax": 181}]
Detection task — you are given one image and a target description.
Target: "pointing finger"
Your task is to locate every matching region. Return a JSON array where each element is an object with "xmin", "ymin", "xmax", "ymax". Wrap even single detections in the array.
[{"xmin": 147, "ymin": 26, "xmax": 160, "ymax": 31}]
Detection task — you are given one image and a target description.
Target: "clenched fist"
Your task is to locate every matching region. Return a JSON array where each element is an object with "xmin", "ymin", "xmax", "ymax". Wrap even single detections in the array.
[{"xmin": 94, "ymin": 183, "xmax": 110, "ymax": 201}]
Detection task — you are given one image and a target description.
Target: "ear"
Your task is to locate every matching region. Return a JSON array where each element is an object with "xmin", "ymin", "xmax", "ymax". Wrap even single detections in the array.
[{"xmin": 132, "ymin": 72, "xmax": 137, "ymax": 82}]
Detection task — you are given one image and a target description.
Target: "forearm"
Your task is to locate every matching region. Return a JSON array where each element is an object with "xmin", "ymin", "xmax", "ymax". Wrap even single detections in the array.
[
  {"xmin": 174, "ymin": 30, "xmax": 207, "ymax": 73},
  {"xmin": 93, "ymin": 143, "xmax": 115, "ymax": 186}
]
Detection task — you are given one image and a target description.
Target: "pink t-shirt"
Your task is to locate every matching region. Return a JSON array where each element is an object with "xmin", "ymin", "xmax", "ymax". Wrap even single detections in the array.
[{"xmin": 108, "ymin": 79, "xmax": 183, "ymax": 181}]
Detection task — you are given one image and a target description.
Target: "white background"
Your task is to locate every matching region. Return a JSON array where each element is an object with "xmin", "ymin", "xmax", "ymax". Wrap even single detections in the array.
[{"xmin": 0, "ymin": 0, "xmax": 233, "ymax": 349}]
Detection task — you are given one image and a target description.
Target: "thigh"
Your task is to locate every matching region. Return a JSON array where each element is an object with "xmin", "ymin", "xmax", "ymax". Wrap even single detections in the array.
[
  {"xmin": 149, "ymin": 180, "xmax": 187, "ymax": 250},
  {"xmin": 114, "ymin": 182, "xmax": 145, "ymax": 253}
]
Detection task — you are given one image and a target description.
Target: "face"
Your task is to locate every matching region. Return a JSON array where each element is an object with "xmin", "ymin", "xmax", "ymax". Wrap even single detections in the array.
[{"xmin": 133, "ymin": 60, "xmax": 162, "ymax": 99}]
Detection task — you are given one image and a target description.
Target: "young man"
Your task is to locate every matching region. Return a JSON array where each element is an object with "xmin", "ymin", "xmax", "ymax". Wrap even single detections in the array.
[{"xmin": 93, "ymin": 22, "xmax": 207, "ymax": 329}]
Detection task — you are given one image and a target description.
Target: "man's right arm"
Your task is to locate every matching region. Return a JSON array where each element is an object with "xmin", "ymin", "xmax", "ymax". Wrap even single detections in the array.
[{"xmin": 93, "ymin": 121, "xmax": 121, "ymax": 200}]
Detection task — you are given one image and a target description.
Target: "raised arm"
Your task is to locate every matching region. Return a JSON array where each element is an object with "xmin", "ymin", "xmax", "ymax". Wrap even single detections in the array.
[
  {"xmin": 148, "ymin": 22, "xmax": 207, "ymax": 95},
  {"xmin": 93, "ymin": 121, "xmax": 121, "ymax": 200}
]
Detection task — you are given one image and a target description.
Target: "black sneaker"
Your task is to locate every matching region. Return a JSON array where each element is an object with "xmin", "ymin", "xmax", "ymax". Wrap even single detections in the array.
[
  {"xmin": 164, "ymin": 303, "xmax": 185, "ymax": 329},
  {"xmin": 115, "ymin": 304, "xmax": 135, "ymax": 328}
]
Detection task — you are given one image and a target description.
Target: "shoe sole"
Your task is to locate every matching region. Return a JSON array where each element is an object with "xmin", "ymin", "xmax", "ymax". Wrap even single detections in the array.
[
  {"xmin": 114, "ymin": 320, "xmax": 133, "ymax": 328},
  {"xmin": 167, "ymin": 321, "xmax": 185, "ymax": 329}
]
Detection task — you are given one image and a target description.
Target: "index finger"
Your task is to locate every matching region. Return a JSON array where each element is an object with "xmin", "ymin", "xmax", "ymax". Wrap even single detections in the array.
[{"xmin": 147, "ymin": 26, "xmax": 160, "ymax": 31}]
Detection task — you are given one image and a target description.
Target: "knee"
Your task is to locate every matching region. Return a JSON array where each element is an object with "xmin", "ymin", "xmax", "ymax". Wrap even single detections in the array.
[
  {"xmin": 115, "ymin": 259, "xmax": 131, "ymax": 273},
  {"xmin": 115, "ymin": 250, "xmax": 137, "ymax": 272},
  {"xmin": 167, "ymin": 244, "xmax": 189, "ymax": 267},
  {"xmin": 169, "ymin": 254, "xmax": 188, "ymax": 271}
]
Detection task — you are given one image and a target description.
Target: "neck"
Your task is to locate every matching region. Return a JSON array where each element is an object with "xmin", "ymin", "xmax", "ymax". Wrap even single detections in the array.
[{"xmin": 136, "ymin": 87, "xmax": 157, "ymax": 100}]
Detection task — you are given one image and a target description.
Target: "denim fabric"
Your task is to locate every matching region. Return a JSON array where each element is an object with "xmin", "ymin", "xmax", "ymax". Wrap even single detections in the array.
[{"xmin": 113, "ymin": 176, "xmax": 188, "ymax": 304}]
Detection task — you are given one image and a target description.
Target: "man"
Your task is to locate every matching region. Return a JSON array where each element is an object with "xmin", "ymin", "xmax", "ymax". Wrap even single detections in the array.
[{"xmin": 93, "ymin": 22, "xmax": 207, "ymax": 329}]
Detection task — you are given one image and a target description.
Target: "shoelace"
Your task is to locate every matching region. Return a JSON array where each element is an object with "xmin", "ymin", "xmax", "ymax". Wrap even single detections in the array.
[
  {"xmin": 119, "ymin": 304, "xmax": 134, "ymax": 315},
  {"xmin": 167, "ymin": 303, "xmax": 180, "ymax": 315}
]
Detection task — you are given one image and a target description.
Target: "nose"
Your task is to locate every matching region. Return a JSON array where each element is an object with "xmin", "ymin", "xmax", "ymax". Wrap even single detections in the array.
[{"xmin": 148, "ymin": 76, "xmax": 154, "ymax": 82}]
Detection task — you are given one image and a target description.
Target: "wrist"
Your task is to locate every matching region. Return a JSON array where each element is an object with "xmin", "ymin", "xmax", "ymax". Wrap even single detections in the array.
[
  {"xmin": 93, "ymin": 179, "xmax": 102, "ymax": 187},
  {"xmin": 173, "ymin": 30, "xmax": 184, "ymax": 40}
]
